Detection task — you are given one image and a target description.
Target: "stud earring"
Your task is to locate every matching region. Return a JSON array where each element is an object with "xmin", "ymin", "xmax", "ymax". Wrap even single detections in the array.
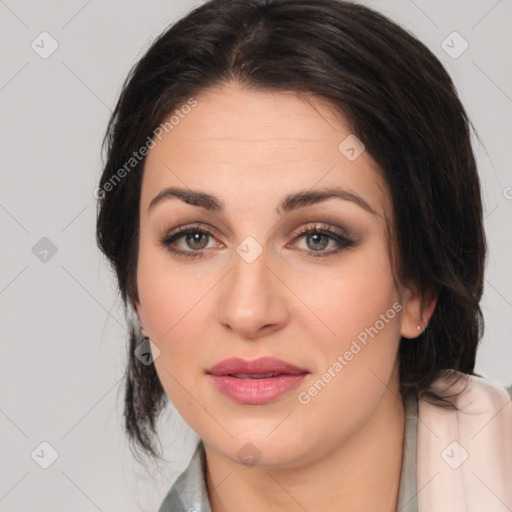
[{"xmin": 417, "ymin": 325, "xmax": 425, "ymax": 335}]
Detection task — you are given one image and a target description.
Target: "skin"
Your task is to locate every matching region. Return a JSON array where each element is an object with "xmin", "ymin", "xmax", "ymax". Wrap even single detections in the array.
[{"xmin": 136, "ymin": 82, "xmax": 437, "ymax": 512}]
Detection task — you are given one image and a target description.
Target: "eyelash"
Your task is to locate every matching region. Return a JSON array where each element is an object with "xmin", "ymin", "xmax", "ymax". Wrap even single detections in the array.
[{"xmin": 159, "ymin": 223, "xmax": 354, "ymax": 260}]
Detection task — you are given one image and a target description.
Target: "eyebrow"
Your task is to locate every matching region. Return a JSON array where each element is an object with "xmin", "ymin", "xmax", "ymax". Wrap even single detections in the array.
[{"xmin": 148, "ymin": 186, "xmax": 378, "ymax": 216}]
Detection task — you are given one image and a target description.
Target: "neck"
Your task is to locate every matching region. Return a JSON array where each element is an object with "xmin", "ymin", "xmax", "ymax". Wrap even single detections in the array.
[{"xmin": 204, "ymin": 387, "xmax": 406, "ymax": 512}]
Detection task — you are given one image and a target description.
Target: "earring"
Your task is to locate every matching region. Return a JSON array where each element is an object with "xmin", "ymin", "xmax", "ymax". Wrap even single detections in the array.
[{"xmin": 417, "ymin": 325, "xmax": 425, "ymax": 335}]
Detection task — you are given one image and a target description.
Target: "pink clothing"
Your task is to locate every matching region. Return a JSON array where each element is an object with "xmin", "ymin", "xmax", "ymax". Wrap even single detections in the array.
[{"xmin": 418, "ymin": 370, "xmax": 512, "ymax": 511}]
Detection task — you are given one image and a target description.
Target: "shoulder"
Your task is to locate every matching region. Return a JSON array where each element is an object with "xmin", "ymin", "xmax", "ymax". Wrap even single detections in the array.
[
  {"xmin": 424, "ymin": 369, "xmax": 512, "ymax": 410},
  {"xmin": 465, "ymin": 372, "xmax": 512, "ymax": 408},
  {"xmin": 158, "ymin": 440, "xmax": 211, "ymax": 512},
  {"xmin": 417, "ymin": 369, "xmax": 512, "ymax": 450},
  {"xmin": 463, "ymin": 372, "xmax": 512, "ymax": 408},
  {"xmin": 416, "ymin": 370, "xmax": 512, "ymax": 509}
]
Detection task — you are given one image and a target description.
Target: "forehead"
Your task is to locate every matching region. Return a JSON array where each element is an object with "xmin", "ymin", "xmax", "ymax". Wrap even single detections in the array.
[{"xmin": 141, "ymin": 83, "xmax": 390, "ymax": 218}]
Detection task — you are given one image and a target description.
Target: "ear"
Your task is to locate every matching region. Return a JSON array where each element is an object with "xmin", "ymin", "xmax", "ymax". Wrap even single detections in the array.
[{"xmin": 399, "ymin": 281, "xmax": 438, "ymax": 339}]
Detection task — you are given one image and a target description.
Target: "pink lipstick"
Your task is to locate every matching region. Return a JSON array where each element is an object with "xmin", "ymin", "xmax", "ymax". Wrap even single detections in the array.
[{"xmin": 206, "ymin": 356, "xmax": 309, "ymax": 405}]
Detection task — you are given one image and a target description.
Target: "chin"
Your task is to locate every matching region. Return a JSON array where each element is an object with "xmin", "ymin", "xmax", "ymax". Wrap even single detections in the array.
[{"xmin": 203, "ymin": 427, "xmax": 315, "ymax": 468}]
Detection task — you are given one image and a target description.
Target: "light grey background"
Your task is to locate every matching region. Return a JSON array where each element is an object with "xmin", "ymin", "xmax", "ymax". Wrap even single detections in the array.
[{"xmin": 1, "ymin": 0, "xmax": 511, "ymax": 510}]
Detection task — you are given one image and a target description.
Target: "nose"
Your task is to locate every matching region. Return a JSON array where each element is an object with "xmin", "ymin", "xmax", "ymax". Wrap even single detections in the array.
[{"xmin": 217, "ymin": 245, "xmax": 289, "ymax": 339}]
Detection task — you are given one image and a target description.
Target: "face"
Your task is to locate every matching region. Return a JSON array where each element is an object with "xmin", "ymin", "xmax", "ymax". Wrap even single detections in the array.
[{"xmin": 135, "ymin": 82, "xmax": 424, "ymax": 467}]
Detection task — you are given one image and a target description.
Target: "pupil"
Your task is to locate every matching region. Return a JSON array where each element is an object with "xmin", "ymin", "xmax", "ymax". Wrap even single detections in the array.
[
  {"xmin": 186, "ymin": 233, "xmax": 208, "ymax": 249},
  {"xmin": 308, "ymin": 233, "xmax": 328, "ymax": 251}
]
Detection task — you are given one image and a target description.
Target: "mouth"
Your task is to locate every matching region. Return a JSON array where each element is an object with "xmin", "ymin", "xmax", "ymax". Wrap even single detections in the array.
[
  {"xmin": 226, "ymin": 372, "xmax": 294, "ymax": 379},
  {"xmin": 206, "ymin": 356, "xmax": 309, "ymax": 376},
  {"xmin": 206, "ymin": 357, "xmax": 309, "ymax": 405}
]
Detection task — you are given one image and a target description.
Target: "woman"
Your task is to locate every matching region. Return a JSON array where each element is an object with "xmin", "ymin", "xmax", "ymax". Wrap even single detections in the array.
[{"xmin": 95, "ymin": 0, "xmax": 512, "ymax": 510}]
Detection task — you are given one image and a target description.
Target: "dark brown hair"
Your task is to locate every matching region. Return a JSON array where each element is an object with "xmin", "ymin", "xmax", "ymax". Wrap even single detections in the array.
[{"xmin": 96, "ymin": 0, "xmax": 486, "ymax": 464}]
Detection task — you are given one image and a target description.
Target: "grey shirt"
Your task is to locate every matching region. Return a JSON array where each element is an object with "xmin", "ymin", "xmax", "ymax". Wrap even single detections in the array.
[{"xmin": 158, "ymin": 390, "xmax": 420, "ymax": 512}]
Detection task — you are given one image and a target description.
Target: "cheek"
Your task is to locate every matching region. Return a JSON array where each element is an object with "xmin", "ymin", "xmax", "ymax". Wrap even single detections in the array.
[
  {"xmin": 136, "ymin": 239, "xmax": 198, "ymax": 337},
  {"xmin": 291, "ymin": 245, "xmax": 402, "ymax": 408},
  {"xmin": 292, "ymin": 244, "xmax": 400, "ymax": 345},
  {"xmin": 136, "ymin": 244, "xmax": 218, "ymax": 385},
  {"xmin": 136, "ymin": 250, "xmax": 210, "ymax": 411},
  {"xmin": 294, "ymin": 263, "xmax": 401, "ymax": 435}
]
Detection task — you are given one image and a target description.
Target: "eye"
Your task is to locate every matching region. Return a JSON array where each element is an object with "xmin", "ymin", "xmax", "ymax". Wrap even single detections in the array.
[
  {"xmin": 159, "ymin": 222, "xmax": 354, "ymax": 260},
  {"xmin": 290, "ymin": 223, "xmax": 354, "ymax": 257},
  {"xmin": 159, "ymin": 223, "xmax": 222, "ymax": 260}
]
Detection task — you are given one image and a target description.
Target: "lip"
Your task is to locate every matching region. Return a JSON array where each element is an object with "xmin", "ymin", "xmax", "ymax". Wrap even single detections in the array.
[
  {"xmin": 206, "ymin": 357, "xmax": 309, "ymax": 405},
  {"xmin": 207, "ymin": 356, "xmax": 309, "ymax": 376}
]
